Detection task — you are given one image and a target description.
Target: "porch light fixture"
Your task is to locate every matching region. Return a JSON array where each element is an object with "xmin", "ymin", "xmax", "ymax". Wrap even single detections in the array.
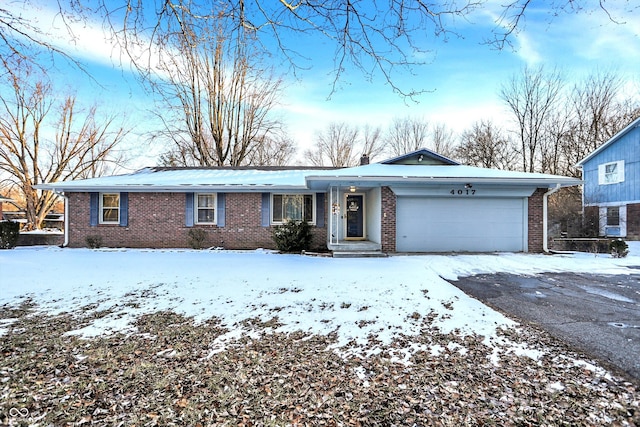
[{"xmin": 349, "ymin": 186, "xmax": 356, "ymax": 192}]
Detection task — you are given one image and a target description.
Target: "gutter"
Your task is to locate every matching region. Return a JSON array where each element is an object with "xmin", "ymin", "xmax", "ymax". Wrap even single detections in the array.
[
  {"xmin": 543, "ymin": 184, "xmax": 562, "ymax": 253},
  {"xmin": 53, "ymin": 190, "xmax": 69, "ymax": 248}
]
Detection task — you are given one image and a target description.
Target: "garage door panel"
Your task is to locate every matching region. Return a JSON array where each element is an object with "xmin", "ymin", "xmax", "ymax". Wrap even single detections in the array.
[{"xmin": 396, "ymin": 197, "xmax": 525, "ymax": 252}]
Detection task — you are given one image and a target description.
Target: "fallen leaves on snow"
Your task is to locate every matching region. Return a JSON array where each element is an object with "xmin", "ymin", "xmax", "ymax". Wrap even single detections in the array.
[{"xmin": 0, "ymin": 302, "xmax": 638, "ymax": 426}]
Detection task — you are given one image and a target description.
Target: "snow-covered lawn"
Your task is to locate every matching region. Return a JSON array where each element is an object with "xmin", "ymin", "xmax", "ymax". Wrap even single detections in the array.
[
  {"xmin": 2, "ymin": 244, "xmax": 639, "ymax": 425},
  {"xmin": 2, "ymin": 244, "xmax": 639, "ymax": 357}
]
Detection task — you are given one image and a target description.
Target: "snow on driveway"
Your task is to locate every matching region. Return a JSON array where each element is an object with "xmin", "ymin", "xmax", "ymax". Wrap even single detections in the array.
[{"xmin": 2, "ymin": 243, "xmax": 639, "ymax": 361}]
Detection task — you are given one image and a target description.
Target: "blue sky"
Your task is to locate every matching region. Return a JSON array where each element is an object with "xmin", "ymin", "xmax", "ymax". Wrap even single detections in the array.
[{"xmin": 6, "ymin": 1, "xmax": 640, "ymax": 167}]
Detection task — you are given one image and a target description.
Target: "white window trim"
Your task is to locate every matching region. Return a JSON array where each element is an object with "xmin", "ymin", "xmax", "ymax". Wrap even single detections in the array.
[
  {"xmin": 271, "ymin": 193, "xmax": 316, "ymax": 225},
  {"xmin": 195, "ymin": 193, "xmax": 217, "ymax": 225},
  {"xmin": 599, "ymin": 205, "xmax": 627, "ymax": 237},
  {"xmin": 99, "ymin": 193, "xmax": 120, "ymax": 224},
  {"xmin": 598, "ymin": 160, "xmax": 625, "ymax": 185}
]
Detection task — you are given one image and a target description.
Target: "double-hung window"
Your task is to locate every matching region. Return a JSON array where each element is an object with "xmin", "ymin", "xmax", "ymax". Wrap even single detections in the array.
[
  {"xmin": 195, "ymin": 193, "xmax": 216, "ymax": 224},
  {"xmin": 598, "ymin": 161, "xmax": 624, "ymax": 185},
  {"xmin": 607, "ymin": 207, "xmax": 620, "ymax": 226},
  {"xmin": 100, "ymin": 193, "xmax": 120, "ymax": 224},
  {"xmin": 272, "ymin": 194, "xmax": 314, "ymax": 224}
]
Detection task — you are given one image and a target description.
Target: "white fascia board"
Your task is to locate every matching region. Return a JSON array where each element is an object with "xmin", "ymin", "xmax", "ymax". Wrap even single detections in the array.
[
  {"xmin": 33, "ymin": 184, "xmax": 309, "ymax": 193},
  {"xmin": 305, "ymin": 175, "xmax": 581, "ymax": 188}
]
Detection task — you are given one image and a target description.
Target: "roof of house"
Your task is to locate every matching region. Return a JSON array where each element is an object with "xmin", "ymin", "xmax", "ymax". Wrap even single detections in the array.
[
  {"xmin": 577, "ymin": 116, "xmax": 640, "ymax": 167},
  {"xmin": 35, "ymin": 152, "xmax": 580, "ymax": 193},
  {"xmin": 35, "ymin": 167, "xmax": 329, "ymax": 192},
  {"xmin": 305, "ymin": 163, "xmax": 580, "ymax": 190}
]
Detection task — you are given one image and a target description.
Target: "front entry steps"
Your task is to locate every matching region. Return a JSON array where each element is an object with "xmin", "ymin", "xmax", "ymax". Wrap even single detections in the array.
[
  {"xmin": 328, "ymin": 241, "xmax": 387, "ymax": 258},
  {"xmin": 332, "ymin": 250, "xmax": 387, "ymax": 258}
]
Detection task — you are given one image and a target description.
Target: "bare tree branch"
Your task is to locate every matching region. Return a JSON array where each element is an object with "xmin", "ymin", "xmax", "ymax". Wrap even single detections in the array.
[{"xmin": 0, "ymin": 59, "xmax": 128, "ymax": 229}]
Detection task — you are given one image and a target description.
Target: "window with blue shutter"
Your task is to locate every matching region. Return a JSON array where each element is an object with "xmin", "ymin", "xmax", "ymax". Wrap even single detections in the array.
[
  {"xmin": 217, "ymin": 193, "xmax": 226, "ymax": 227},
  {"xmin": 316, "ymin": 193, "xmax": 325, "ymax": 228},
  {"xmin": 261, "ymin": 193, "xmax": 270, "ymax": 227},
  {"xmin": 185, "ymin": 193, "xmax": 194, "ymax": 227},
  {"xmin": 89, "ymin": 193, "xmax": 99, "ymax": 227},
  {"xmin": 119, "ymin": 192, "xmax": 128, "ymax": 227}
]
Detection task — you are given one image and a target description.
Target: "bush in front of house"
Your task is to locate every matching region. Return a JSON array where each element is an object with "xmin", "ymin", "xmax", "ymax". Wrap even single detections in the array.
[
  {"xmin": 609, "ymin": 239, "xmax": 629, "ymax": 258},
  {"xmin": 86, "ymin": 235, "xmax": 103, "ymax": 249},
  {"xmin": 187, "ymin": 228, "xmax": 208, "ymax": 249},
  {"xmin": 272, "ymin": 220, "xmax": 312, "ymax": 253},
  {"xmin": 0, "ymin": 221, "xmax": 20, "ymax": 249}
]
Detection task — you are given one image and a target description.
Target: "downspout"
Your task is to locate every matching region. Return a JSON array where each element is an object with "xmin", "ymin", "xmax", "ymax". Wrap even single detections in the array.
[
  {"xmin": 543, "ymin": 184, "xmax": 562, "ymax": 253},
  {"xmin": 54, "ymin": 190, "xmax": 69, "ymax": 247}
]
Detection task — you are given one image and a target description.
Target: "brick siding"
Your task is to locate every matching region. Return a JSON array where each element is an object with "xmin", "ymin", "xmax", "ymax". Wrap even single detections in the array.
[
  {"xmin": 527, "ymin": 188, "xmax": 546, "ymax": 253},
  {"xmin": 67, "ymin": 192, "xmax": 327, "ymax": 250},
  {"xmin": 67, "ymin": 187, "xmax": 548, "ymax": 253},
  {"xmin": 380, "ymin": 186, "xmax": 396, "ymax": 252}
]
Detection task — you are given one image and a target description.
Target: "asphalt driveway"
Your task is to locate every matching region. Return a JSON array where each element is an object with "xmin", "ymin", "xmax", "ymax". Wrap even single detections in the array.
[{"xmin": 449, "ymin": 271, "xmax": 640, "ymax": 382}]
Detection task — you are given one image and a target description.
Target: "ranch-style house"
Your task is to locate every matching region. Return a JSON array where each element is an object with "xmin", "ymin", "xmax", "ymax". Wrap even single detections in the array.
[{"xmin": 36, "ymin": 149, "xmax": 580, "ymax": 254}]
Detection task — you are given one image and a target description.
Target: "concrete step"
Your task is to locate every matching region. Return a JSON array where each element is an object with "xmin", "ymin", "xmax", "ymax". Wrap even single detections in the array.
[
  {"xmin": 327, "ymin": 241, "xmax": 382, "ymax": 252},
  {"xmin": 332, "ymin": 251, "xmax": 387, "ymax": 258}
]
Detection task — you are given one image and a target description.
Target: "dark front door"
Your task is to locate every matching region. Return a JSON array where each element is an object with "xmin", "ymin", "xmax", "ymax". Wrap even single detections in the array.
[{"xmin": 345, "ymin": 194, "xmax": 364, "ymax": 239}]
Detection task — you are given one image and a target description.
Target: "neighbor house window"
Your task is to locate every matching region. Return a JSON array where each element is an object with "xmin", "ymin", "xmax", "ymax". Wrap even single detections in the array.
[
  {"xmin": 272, "ymin": 194, "xmax": 314, "ymax": 224},
  {"xmin": 195, "ymin": 193, "xmax": 216, "ymax": 224},
  {"xmin": 607, "ymin": 207, "xmax": 620, "ymax": 226},
  {"xmin": 598, "ymin": 160, "xmax": 624, "ymax": 185},
  {"xmin": 100, "ymin": 193, "xmax": 120, "ymax": 224}
]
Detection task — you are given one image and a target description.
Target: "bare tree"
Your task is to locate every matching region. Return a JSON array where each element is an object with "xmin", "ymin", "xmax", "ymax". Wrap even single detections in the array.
[
  {"xmin": 2, "ymin": 1, "xmax": 631, "ymax": 98},
  {"xmin": 0, "ymin": 3, "xmax": 90, "ymax": 73},
  {"xmin": 386, "ymin": 116, "xmax": 430, "ymax": 156},
  {"xmin": 456, "ymin": 120, "xmax": 514, "ymax": 169},
  {"xmin": 245, "ymin": 134, "xmax": 297, "ymax": 166},
  {"xmin": 0, "ymin": 59, "xmax": 127, "ymax": 230},
  {"xmin": 305, "ymin": 122, "xmax": 361, "ymax": 167},
  {"xmin": 145, "ymin": 7, "xmax": 284, "ymax": 167},
  {"xmin": 561, "ymin": 71, "xmax": 640, "ymax": 176},
  {"xmin": 540, "ymin": 105, "xmax": 572, "ymax": 176},
  {"xmin": 430, "ymin": 122, "xmax": 457, "ymax": 159},
  {"xmin": 500, "ymin": 66, "xmax": 565, "ymax": 172},
  {"xmin": 361, "ymin": 125, "xmax": 386, "ymax": 161},
  {"xmin": 487, "ymin": 1, "xmax": 630, "ymax": 50}
]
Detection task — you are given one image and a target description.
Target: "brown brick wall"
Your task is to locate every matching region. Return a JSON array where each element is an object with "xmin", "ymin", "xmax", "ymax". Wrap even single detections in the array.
[
  {"xmin": 528, "ymin": 188, "xmax": 546, "ymax": 253},
  {"xmin": 67, "ymin": 192, "xmax": 327, "ymax": 250},
  {"xmin": 626, "ymin": 203, "xmax": 640, "ymax": 240},
  {"xmin": 380, "ymin": 186, "xmax": 396, "ymax": 253}
]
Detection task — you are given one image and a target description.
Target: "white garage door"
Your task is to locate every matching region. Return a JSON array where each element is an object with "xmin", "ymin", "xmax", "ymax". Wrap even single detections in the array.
[{"xmin": 396, "ymin": 197, "xmax": 526, "ymax": 252}]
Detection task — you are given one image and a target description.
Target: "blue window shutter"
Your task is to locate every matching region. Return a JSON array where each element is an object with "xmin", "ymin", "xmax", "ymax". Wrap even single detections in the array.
[
  {"xmin": 261, "ymin": 193, "xmax": 270, "ymax": 227},
  {"xmin": 217, "ymin": 193, "xmax": 226, "ymax": 227},
  {"xmin": 185, "ymin": 193, "xmax": 194, "ymax": 227},
  {"xmin": 119, "ymin": 192, "xmax": 129, "ymax": 226},
  {"xmin": 316, "ymin": 193, "xmax": 325, "ymax": 228},
  {"xmin": 89, "ymin": 193, "xmax": 99, "ymax": 227}
]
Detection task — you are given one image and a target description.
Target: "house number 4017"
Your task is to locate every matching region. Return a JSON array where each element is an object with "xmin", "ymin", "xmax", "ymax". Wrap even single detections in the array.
[{"xmin": 450, "ymin": 189, "xmax": 476, "ymax": 195}]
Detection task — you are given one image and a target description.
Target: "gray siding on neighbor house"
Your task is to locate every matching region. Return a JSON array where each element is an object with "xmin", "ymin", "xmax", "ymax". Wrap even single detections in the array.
[{"xmin": 582, "ymin": 126, "xmax": 640, "ymax": 205}]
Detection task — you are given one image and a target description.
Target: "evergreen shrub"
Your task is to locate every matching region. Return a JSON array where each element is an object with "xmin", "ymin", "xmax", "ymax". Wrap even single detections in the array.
[
  {"xmin": 86, "ymin": 235, "xmax": 103, "ymax": 249},
  {"xmin": 609, "ymin": 239, "xmax": 629, "ymax": 258},
  {"xmin": 187, "ymin": 228, "xmax": 207, "ymax": 249},
  {"xmin": 0, "ymin": 221, "xmax": 20, "ymax": 249},
  {"xmin": 272, "ymin": 220, "xmax": 312, "ymax": 253}
]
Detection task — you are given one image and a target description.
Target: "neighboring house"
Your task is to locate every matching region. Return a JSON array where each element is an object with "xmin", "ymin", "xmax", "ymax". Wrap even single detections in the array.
[
  {"xmin": 36, "ymin": 149, "xmax": 579, "ymax": 253},
  {"xmin": 578, "ymin": 117, "xmax": 640, "ymax": 239}
]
